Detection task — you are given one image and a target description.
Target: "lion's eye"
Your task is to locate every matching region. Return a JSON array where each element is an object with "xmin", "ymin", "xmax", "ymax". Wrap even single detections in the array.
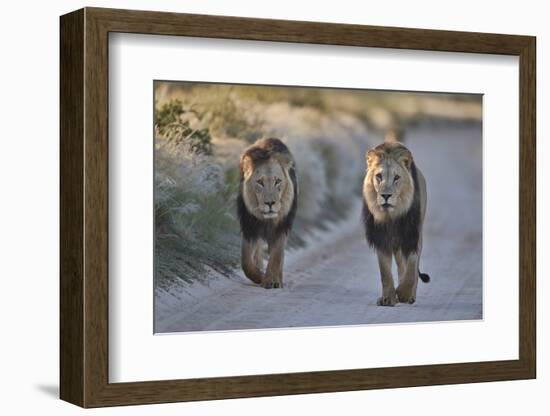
[
  {"xmin": 275, "ymin": 178, "xmax": 282, "ymax": 185},
  {"xmin": 394, "ymin": 174, "xmax": 400, "ymax": 182},
  {"xmin": 257, "ymin": 179, "xmax": 264, "ymax": 187},
  {"xmin": 376, "ymin": 173, "xmax": 383, "ymax": 182}
]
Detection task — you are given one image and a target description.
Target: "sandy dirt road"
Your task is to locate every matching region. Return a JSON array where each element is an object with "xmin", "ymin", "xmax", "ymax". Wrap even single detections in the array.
[{"xmin": 155, "ymin": 124, "xmax": 482, "ymax": 333}]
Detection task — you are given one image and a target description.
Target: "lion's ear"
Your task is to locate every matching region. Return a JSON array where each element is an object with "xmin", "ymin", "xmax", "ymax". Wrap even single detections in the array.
[
  {"xmin": 366, "ymin": 149, "xmax": 380, "ymax": 168},
  {"xmin": 240, "ymin": 155, "xmax": 254, "ymax": 179},
  {"xmin": 276, "ymin": 152, "xmax": 295, "ymax": 171},
  {"xmin": 398, "ymin": 149, "xmax": 413, "ymax": 171}
]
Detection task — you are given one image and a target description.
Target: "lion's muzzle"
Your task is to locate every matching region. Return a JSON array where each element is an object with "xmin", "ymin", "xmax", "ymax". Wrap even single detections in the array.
[{"xmin": 262, "ymin": 201, "xmax": 280, "ymax": 218}]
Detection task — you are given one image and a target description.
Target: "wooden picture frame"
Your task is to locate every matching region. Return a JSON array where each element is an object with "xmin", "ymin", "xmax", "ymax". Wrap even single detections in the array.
[{"xmin": 60, "ymin": 7, "xmax": 536, "ymax": 408}]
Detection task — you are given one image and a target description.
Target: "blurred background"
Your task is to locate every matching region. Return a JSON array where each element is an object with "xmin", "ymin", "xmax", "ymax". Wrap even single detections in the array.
[{"xmin": 154, "ymin": 81, "xmax": 481, "ymax": 295}]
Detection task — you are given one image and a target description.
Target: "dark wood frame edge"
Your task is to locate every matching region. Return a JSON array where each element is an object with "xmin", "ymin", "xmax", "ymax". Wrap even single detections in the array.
[{"xmin": 60, "ymin": 7, "xmax": 536, "ymax": 408}]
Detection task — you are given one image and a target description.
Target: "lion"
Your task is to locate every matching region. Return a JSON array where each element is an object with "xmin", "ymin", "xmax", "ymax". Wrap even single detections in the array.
[
  {"xmin": 237, "ymin": 138, "xmax": 298, "ymax": 289},
  {"xmin": 362, "ymin": 141, "xmax": 430, "ymax": 306}
]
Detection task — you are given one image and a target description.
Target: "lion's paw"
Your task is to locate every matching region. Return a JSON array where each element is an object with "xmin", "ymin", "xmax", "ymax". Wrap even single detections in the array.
[
  {"xmin": 262, "ymin": 280, "xmax": 282, "ymax": 289},
  {"xmin": 396, "ymin": 286, "xmax": 416, "ymax": 304},
  {"xmin": 377, "ymin": 293, "xmax": 398, "ymax": 306}
]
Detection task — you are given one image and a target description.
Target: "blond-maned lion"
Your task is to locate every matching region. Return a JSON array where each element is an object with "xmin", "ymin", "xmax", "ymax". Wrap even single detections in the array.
[
  {"xmin": 237, "ymin": 138, "xmax": 298, "ymax": 289},
  {"xmin": 362, "ymin": 142, "xmax": 430, "ymax": 306}
]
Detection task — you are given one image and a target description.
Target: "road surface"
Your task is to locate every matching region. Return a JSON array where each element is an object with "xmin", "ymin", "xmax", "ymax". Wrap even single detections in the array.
[{"xmin": 155, "ymin": 124, "xmax": 483, "ymax": 333}]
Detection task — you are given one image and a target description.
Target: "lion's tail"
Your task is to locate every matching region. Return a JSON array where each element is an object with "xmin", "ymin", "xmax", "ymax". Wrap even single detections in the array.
[{"xmin": 419, "ymin": 269, "xmax": 430, "ymax": 283}]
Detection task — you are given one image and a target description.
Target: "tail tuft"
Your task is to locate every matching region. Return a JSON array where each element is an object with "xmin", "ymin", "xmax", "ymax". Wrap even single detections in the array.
[{"xmin": 419, "ymin": 272, "xmax": 430, "ymax": 283}]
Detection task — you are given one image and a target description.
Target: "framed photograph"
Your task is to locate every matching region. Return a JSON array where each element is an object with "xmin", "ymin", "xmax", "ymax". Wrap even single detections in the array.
[{"xmin": 60, "ymin": 7, "xmax": 536, "ymax": 408}]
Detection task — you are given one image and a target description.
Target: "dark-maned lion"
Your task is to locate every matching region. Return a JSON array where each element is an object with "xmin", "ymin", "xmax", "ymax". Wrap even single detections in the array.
[
  {"xmin": 237, "ymin": 138, "xmax": 298, "ymax": 289},
  {"xmin": 362, "ymin": 142, "xmax": 430, "ymax": 306}
]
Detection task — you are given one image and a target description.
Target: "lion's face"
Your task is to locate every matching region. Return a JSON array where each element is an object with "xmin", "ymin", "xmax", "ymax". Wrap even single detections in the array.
[
  {"xmin": 363, "ymin": 143, "xmax": 415, "ymax": 222},
  {"xmin": 242, "ymin": 157, "xmax": 294, "ymax": 221}
]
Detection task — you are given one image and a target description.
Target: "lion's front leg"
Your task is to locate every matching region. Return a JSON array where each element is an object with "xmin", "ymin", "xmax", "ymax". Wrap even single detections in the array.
[
  {"xmin": 253, "ymin": 240, "xmax": 264, "ymax": 273},
  {"xmin": 396, "ymin": 252, "xmax": 418, "ymax": 304},
  {"xmin": 395, "ymin": 250, "xmax": 406, "ymax": 285},
  {"xmin": 263, "ymin": 235, "xmax": 286, "ymax": 289},
  {"xmin": 376, "ymin": 250, "xmax": 397, "ymax": 306},
  {"xmin": 241, "ymin": 238, "xmax": 264, "ymax": 284}
]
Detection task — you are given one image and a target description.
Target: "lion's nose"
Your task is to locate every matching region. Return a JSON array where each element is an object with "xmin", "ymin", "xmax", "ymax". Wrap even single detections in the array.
[
  {"xmin": 381, "ymin": 194, "xmax": 392, "ymax": 202},
  {"xmin": 265, "ymin": 201, "xmax": 275, "ymax": 209}
]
